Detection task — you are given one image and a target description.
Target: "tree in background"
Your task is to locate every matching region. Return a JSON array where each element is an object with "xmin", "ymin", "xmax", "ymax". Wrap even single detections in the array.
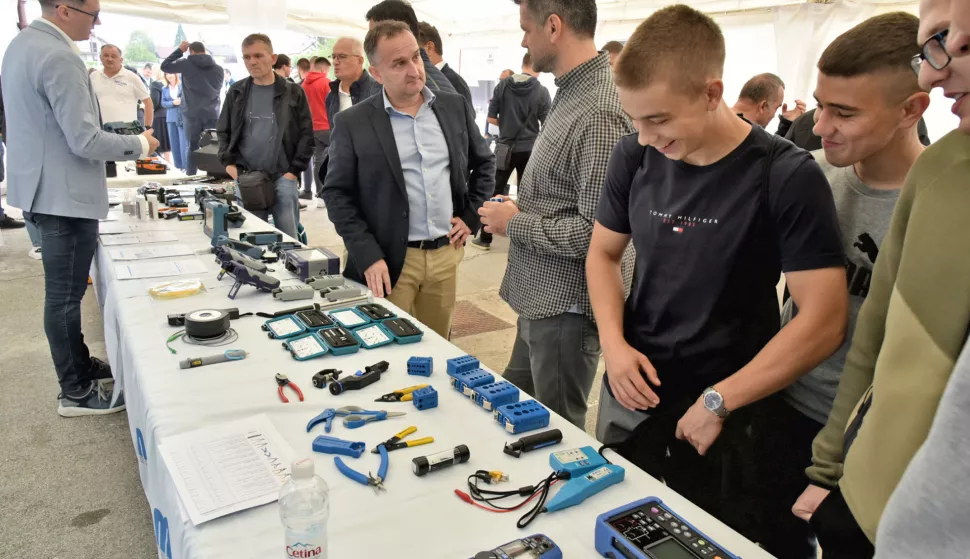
[
  {"xmin": 175, "ymin": 24, "xmax": 187, "ymax": 46},
  {"xmin": 125, "ymin": 30, "xmax": 158, "ymax": 63}
]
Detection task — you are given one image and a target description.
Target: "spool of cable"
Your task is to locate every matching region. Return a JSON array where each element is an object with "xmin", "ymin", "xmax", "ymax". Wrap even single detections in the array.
[{"xmin": 185, "ymin": 309, "xmax": 231, "ymax": 340}]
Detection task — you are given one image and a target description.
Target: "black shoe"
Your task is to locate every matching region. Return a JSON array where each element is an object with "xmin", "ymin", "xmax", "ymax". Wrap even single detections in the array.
[
  {"xmin": 299, "ymin": 202, "xmax": 308, "ymax": 211},
  {"xmin": 299, "ymin": 191, "xmax": 313, "ymax": 200},
  {"xmin": 0, "ymin": 215, "xmax": 26, "ymax": 229},
  {"xmin": 88, "ymin": 357, "xmax": 114, "ymax": 381}
]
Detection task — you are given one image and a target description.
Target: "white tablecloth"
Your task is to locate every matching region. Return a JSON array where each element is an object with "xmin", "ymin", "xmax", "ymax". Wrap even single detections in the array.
[
  {"xmin": 91, "ymin": 198, "xmax": 774, "ymax": 559},
  {"xmin": 106, "ymin": 164, "xmax": 191, "ymax": 189}
]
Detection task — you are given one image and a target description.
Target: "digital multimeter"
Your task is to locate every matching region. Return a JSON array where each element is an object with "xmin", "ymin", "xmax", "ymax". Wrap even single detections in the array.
[
  {"xmin": 472, "ymin": 534, "xmax": 562, "ymax": 559},
  {"xmin": 594, "ymin": 497, "xmax": 740, "ymax": 559}
]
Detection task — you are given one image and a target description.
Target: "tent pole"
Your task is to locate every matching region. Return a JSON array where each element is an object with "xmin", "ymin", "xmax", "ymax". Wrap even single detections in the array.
[{"xmin": 18, "ymin": 0, "xmax": 28, "ymax": 30}]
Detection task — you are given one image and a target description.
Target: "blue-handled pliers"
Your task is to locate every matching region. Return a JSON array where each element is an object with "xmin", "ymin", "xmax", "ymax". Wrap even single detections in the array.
[
  {"xmin": 306, "ymin": 406, "xmax": 406, "ymax": 433},
  {"xmin": 334, "ymin": 444, "xmax": 388, "ymax": 493}
]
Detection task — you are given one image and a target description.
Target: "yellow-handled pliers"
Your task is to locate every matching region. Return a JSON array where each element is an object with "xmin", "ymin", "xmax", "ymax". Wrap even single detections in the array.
[
  {"xmin": 371, "ymin": 426, "xmax": 434, "ymax": 453},
  {"xmin": 375, "ymin": 385, "xmax": 430, "ymax": 403}
]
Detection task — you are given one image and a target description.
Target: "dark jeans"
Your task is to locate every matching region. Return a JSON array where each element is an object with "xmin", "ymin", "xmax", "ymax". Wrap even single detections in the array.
[
  {"xmin": 309, "ymin": 129, "xmax": 331, "ymax": 197},
  {"xmin": 502, "ymin": 313, "xmax": 600, "ymax": 429},
  {"xmin": 480, "ymin": 150, "xmax": 530, "ymax": 244},
  {"xmin": 748, "ymin": 396, "xmax": 824, "ymax": 559},
  {"xmin": 811, "ymin": 487, "xmax": 875, "ymax": 559},
  {"xmin": 24, "ymin": 213, "xmax": 99, "ymax": 396},
  {"xmin": 183, "ymin": 116, "xmax": 217, "ymax": 175}
]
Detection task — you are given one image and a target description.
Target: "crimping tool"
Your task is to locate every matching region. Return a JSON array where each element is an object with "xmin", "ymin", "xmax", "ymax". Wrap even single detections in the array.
[
  {"xmin": 375, "ymin": 385, "xmax": 430, "ymax": 402},
  {"xmin": 217, "ymin": 261, "xmax": 280, "ymax": 299},
  {"xmin": 306, "ymin": 406, "xmax": 406, "ymax": 432},
  {"xmin": 275, "ymin": 373, "xmax": 304, "ymax": 403},
  {"xmin": 329, "ymin": 360, "xmax": 388, "ymax": 395},
  {"xmin": 371, "ymin": 426, "xmax": 433, "ymax": 453}
]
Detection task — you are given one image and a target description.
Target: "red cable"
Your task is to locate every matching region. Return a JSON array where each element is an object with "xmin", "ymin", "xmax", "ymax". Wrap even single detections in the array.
[{"xmin": 454, "ymin": 479, "xmax": 559, "ymax": 513}]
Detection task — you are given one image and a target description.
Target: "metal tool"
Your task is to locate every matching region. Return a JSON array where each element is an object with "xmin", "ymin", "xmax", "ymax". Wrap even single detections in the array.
[
  {"xmin": 504, "ymin": 429, "xmax": 563, "ymax": 458},
  {"xmin": 334, "ymin": 444, "xmax": 388, "ymax": 493},
  {"xmin": 371, "ymin": 426, "xmax": 433, "ymax": 454},
  {"xmin": 329, "ymin": 361, "xmax": 389, "ymax": 395},
  {"xmin": 376, "ymin": 385, "xmax": 430, "ymax": 403},
  {"xmin": 276, "ymin": 373, "xmax": 305, "ymax": 403},
  {"xmin": 306, "ymin": 406, "xmax": 406, "ymax": 433},
  {"xmin": 178, "ymin": 349, "xmax": 248, "ymax": 370},
  {"xmin": 311, "ymin": 369, "xmax": 342, "ymax": 389},
  {"xmin": 217, "ymin": 261, "xmax": 281, "ymax": 299}
]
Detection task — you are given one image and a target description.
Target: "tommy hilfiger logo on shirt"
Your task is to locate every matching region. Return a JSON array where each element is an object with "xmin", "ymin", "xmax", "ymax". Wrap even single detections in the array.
[{"xmin": 650, "ymin": 210, "xmax": 719, "ymax": 233}]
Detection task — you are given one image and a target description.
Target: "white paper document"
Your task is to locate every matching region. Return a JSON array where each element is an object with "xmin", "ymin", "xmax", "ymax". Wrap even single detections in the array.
[
  {"xmin": 108, "ymin": 244, "xmax": 195, "ymax": 261},
  {"xmin": 114, "ymin": 259, "xmax": 207, "ymax": 280},
  {"xmin": 100, "ymin": 231, "xmax": 179, "ymax": 246},
  {"xmin": 158, "ymin": 415, "xmax": 296, "ymax": 525}
]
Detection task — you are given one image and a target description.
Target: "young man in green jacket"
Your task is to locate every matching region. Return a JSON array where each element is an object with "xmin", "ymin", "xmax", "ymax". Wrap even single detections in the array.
[{"xmin": 793, "ymin": 0, "xmax": 970, "ymax": 555}]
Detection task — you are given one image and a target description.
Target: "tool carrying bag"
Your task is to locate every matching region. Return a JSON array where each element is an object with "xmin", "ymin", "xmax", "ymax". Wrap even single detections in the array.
[{"xmin": 236, "ymin": 170, "xmax": 276, "ymax": 211}]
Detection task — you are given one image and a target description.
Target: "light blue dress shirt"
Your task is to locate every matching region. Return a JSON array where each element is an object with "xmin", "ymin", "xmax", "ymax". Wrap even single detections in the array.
[{"xmin": 383, "ymin": 87, "xmax": 453, "ymax": 241}]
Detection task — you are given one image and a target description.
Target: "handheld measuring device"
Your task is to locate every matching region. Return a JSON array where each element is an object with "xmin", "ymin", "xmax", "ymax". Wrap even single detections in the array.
[
  {"xmin": 202, "ymin": 198, "xmax": 237, "ymax": 240},
  {"xmin": 472, "ymin": 534, "xmax": 562, "ymax": 559},
  {"xmin": 239, "ymin": 231, "xmax": 283, "ymax": 246},
  {"xmin": 284, "ymin": 248, "xmax": 341, "ymax": 281},
  {"xmin": 178, "ymin": 349, "xmax": 248, "ymax": 369},
  {"xmin": 594, "ymin": 498, "xmax": 739, "ymax": 559},
  {"xmin": 540, "ymin": 446, "xmax": 626, "ymax": 513},
  {"xmin": 305, "ymin": 274, "xmax": 345, "ymax": 291},
  {"xmin": 217, "ymin": 261, "xmax": 280, "ymax": 299},
  {"xmin": 272, "ymin": 285, "xmax": 316, "ymax": 302},
  {"xmin": 213, "ymin": 245, "xmax": 268, "ymax": 273},
  {"xmin": 211, "ymin": 235, "xmax": 264, "ymax": 260}
]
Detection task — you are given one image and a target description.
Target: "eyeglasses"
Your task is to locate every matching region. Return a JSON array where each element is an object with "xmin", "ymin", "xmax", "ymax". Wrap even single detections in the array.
[
  {"xmin": 58, "ymin": 4, "xmax": 100, "ymax": 22},
  {"xmin": 332, "ymin": 54, "xmax": 362, "ymax": 62},
  {"xmin": 911, "ymin": 29, "xmax": 950, "ymax": 75}
]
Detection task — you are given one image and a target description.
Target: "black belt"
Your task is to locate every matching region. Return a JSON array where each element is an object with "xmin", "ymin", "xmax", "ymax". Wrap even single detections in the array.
[{"xmin": 407, "ymin": 236, "xmax": 450, "ymax": 250}]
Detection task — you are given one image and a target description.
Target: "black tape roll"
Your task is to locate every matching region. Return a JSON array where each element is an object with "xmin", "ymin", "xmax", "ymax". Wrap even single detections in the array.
[{"xmin": 185, "ymin": 309, "xmax": 231, "ymax": 339}]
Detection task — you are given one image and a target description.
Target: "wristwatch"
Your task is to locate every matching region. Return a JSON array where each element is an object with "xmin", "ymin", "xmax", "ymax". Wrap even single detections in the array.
[{"xmin": 702, "ymin": 387, "xmax": 730, "ymax": 418}]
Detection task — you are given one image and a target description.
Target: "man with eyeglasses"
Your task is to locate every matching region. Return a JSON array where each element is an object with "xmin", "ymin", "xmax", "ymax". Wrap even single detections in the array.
[
  {"xmin": 1, "ymin": 0, "xmax": 159, "ymax": 416},
  {"xmin": 325, "ymin": 37, "xmax": 381, "ymax": 136},
  {"xmin": 791, "ymin": 0, "xmax": 970, "ymax": 556}
]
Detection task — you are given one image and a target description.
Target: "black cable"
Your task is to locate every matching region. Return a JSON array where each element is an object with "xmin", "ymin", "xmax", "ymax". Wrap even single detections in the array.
[
  {"xmin": 597, "ymin": 444, "xmax": 619, "ymax": 465},
  {"xmin": 463, "ymin": 470, "xmax": 566, "ymax": 529},
  {"xmin": 517, "ymin": 471, "xmax": 562, "ymax": 529}
]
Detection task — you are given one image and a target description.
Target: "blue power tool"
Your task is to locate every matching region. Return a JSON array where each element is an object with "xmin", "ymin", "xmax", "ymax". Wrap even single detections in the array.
[
  {"xmin": 594, "ymin": 497, "xmax": 740, "ymax": 559},
  {"xmin": 472, "ymin": 534, "xmax": 562, "ymax": 559}
]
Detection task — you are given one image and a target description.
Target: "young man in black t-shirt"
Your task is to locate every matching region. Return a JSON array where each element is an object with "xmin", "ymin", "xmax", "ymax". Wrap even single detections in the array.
[{"xmin": 586, "ymin": 5, "xmax": 849, "ymax": 541}]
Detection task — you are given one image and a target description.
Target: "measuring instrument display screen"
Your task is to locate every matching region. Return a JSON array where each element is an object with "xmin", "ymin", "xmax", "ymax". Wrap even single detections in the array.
[
  {"xmin": 606, "ymin": 501, "xmax": 732, "ymax": 559},
  {"xmin": 289, "ymin": 336, "xmax": 325, "ymax": 359},
  {"xmin": 269, "ymin": 317, "xmax": 302, "ymax": 337},
  {"xmin": 331, "ymin": 310, "xmax": 366, "ymax": 327},
  {"xmin": 647, "ymin": 539, "xmax": 697, "ymax": 559}
]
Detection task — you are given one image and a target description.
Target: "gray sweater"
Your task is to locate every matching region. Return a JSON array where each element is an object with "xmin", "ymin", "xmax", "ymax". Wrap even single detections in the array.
[{"xmin": 875, "ymin": 336, "xmax": 970, "ymax": 558}]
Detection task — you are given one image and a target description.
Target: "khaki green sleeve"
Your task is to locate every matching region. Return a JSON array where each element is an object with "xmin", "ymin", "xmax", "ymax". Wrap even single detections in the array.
[{"xmin": 806, "ymin": 167, "xmax": 918, "ymax": 487}]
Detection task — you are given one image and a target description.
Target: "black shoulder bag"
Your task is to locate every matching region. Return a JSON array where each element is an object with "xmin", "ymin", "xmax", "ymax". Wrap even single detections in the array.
[
  {"xmin": 494, "ymin": 84, "xmax": 537, "ymax": 172},
  {"xmin": 236, "ymin": 83, "xmax": 294, "ymax": 211}
]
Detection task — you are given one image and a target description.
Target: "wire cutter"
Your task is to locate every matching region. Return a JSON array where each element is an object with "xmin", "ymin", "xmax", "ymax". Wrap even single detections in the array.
[
  {"xmin": 375, "ymin": 384, "xmax": 430, "ymax": 403},
  {"xmin": 276, "ymin": 373, "xmax": 304, "ymax": 403},
  {"xmin": 334, "ymin": 444, "xmax": 388, "ymax": 493},
  {"xmin": 306, "ymin": 406, "xmax": 407, "ymax": 433},
  {"xmin": 371, "ymin": 426, "xmax": 434, "ymax": 453}
]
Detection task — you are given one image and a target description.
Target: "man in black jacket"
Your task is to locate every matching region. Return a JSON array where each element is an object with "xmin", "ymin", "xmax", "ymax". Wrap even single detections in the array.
[
  {"xmin": 161, "ymin": 41, "xmax": 224, "ymax": 175},
  {"xmin": 217, "ymin": 34, "xmax": 314, "ymax": 240},
  {"xmin": 418, "ymin": 21, "xmax": 473, "ymax": 105},
  {"xmin": 323, "ymin": 22, "xmax": 494, "ymax": 338},
  {"xmin": 365, "ymin": 0, "xmax": 457, "ymax": 96},
  {"xmin": 325, "ymin": 37, "xmax": 382, "ymax": 132}
]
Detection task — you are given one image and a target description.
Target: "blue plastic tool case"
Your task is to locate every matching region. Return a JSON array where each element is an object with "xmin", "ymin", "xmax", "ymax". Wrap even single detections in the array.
[
  {"xmin": 474, "ymin": 381, "xmax": 520, "ymax": 411},
  {"xmin": 262, "ymin": 315, "xmax": 307, "ymax": 340},
  {"xmin": 594, "ymin": 497, "xmax": 740, "ymax": 559},
  {"xmin": 451, "ymin": 368, "xmax": 495, "ymax": 396},
  {"xmin": 282, "ymin": 332, "xmax": 329, "ymax": 361},
  {"xmin": 494, "ymin": 400, "xmax": 550, "ymax": 434},
  {"xmin": 327, "ymin": 307, "xmax": 372, "ymax": 330},
  {"xmin": 447, "ymin": 355, "xmax": 480, "ymax": 376},
  {"xmin": 407, "ymin": 356, "xmax": 433, "ymax": 377},
  {"xmin": 318, "ymin": 326, "xmax": 361, "ymax": 356}
]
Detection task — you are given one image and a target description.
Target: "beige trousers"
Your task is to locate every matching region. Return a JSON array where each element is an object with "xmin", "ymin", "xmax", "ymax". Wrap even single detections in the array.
[{"xmin": 387, "ymin": 245, "xmax": 464, "ymax": 339}]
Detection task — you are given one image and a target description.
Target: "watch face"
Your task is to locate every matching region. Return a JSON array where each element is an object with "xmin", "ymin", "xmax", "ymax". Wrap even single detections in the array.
[{"xmin": 704, "ymin": 391, "xmax": 723, "ymax": 412}]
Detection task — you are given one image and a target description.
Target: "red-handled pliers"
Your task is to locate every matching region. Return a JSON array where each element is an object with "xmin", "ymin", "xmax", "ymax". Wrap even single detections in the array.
[{"xmin": 276, "ymin": 373, "xmax": 304, "ymax": 403}]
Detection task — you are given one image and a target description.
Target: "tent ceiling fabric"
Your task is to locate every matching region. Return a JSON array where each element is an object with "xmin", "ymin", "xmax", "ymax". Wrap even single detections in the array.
[{"xmin": 99, "ymin": 0, "xmax": 914, "ymax": 38}]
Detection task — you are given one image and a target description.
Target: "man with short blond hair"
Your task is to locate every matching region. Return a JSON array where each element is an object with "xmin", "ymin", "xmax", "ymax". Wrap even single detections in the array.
[{"xmin": 588, "ymin": 4, "xmax": 847, "ymax": 544}]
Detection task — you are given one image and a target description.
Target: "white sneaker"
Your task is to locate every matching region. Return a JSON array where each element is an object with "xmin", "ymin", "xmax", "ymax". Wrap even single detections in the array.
[
  {"xmin": 316, "ymin": 198, "xmax": 325, "ymax": 209},
  {"xmin": 28, "ymin": 247, "xmax": 42, "ymax": 260}
]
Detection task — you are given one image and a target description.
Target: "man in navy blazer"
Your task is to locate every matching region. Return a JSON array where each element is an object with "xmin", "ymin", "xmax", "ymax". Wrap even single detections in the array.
[
  {"xmin": 1, "ymin": 0, "xmax": 159, "ymax": 416},
  {"xmin": 323, "ymin": 22, "xmax": 494, "ymax": 338}
]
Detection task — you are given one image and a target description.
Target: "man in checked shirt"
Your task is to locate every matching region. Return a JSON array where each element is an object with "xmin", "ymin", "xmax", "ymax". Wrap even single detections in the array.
[{"xmin": 478, "ymin": 0, "xmax": 635, "ymax": 429}]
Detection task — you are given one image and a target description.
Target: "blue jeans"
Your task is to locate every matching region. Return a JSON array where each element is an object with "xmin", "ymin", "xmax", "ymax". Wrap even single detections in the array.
[
  {"xmin": 26, "ymin": 220, "xmax": 42, "ymax": 247},
  {"xmin": 246, "ymin": 175, "xmax": 301, "ymax": 239},
  {"xmin": 183, "ymin": 116, "xmax": 218, "ymax": 175},
  {"xmin": 167, "ymin": 121, "xmax": 186, "ymax": 170},
  {"xmin": 24, "ymin": 213, "xmax": 100, "ymax": 396}
]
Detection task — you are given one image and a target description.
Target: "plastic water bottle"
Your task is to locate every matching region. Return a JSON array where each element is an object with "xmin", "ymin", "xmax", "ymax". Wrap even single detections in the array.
[{"xmin": 280, "ymin": 458, "xmax": 329, "ymax": 559}]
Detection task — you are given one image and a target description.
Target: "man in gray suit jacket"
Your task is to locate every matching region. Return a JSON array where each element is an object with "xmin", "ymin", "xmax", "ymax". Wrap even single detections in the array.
[{"xmin": 1, "ymin": 0, "xmax": 159, "ymax": 417}]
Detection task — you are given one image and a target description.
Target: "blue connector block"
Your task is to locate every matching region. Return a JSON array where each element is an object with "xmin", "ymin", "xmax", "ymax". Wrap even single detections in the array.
[
  {"xmin": 407, "ymin": 356, "xmax": 433, "ymax": 377},
  {"xmin": 474, "ymin": 381, "xmax": 521, "ymax": 411},
  {"xmin": 451, "ymin": 368, "xmax": 495, "ymax": 397},
  {"xmin": 412, "ymin": 386, "xmax": 438, "ymax": 411},
  {"xmin": 311, "ymin": 435, "xmax": 366, "ymax": 458},
  {"xmin": 495, "ymin": 400, "xmax": 551, "ymax": 434},
  {"xmin": 446, "ymin": 355, "xmax": 480, "ymax": 377}
]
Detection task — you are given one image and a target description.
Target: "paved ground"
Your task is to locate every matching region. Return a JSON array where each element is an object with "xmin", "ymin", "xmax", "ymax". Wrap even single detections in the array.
[{"xmin": 0, "ymin": 196, "xmax": 605, "ymax": 558}]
